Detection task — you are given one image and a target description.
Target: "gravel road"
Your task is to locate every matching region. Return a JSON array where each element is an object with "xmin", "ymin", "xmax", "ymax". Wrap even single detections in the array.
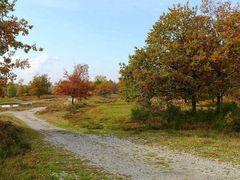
[{"xmin": 6, "ymin": 108, "xmax": 240, "ymax": 180}]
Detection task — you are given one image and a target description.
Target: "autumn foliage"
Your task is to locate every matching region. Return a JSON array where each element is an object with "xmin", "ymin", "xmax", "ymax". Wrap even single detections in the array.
[
  {"xmin": 55, "ymin": 64, "xmax": 92, "ymax": 104},
  {"xmin": 95, "ymin": 81, "xmax": 113, "ymax": 97},
  {"xmin": 0, "ymin": 0, "xmax": 41, "ymax": 90},
  {"xmin": 120, "ymin": 0, "xmax": 240, "ymax": 114}
]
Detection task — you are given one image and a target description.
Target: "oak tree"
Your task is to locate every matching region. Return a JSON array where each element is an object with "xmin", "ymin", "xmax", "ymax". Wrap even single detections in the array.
[
  {"xmin": 201, "ymin": 0, "xmax": 240, "ymax": 112},
  {"xmin": 121, "ymin": 3, "xmax": 214, "ymax": 113}
]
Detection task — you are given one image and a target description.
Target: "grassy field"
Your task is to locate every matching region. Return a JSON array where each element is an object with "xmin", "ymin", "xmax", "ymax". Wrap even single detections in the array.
[
  {"xmin": 0, "ymin": 98, "xmax": 23, "ymax": 104},
  {"xmin": 0, "ymin": 95, "xmax": 58, "ymax": 104},
  {"xmin": 36, "ymin": 95, "xmax": 240, "ymax": 166},
  {"xmin": 0, "ymin": 114, "xmax": 114, "ymax": 179}
]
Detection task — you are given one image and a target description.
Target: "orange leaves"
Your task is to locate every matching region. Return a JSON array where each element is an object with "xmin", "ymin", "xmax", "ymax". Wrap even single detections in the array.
[
  {"xmin": 95, "ymin": 81, "xmax": 113, "ymax": 97},
  {"xmin": 55, "ymin": 64, "xmax": 92, "ymax": 102}
]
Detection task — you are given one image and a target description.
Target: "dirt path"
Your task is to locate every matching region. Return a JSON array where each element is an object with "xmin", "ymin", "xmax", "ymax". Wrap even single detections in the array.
[{"xmin": 5, "ymin": 108, "xmax": 240, "ymax": 180}]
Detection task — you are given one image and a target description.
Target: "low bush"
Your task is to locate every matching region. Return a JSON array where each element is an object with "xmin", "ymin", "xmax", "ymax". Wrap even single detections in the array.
[
  {"xmin": 131, "ymin": 102, "xmax": 240, "ymax": 132},
  {"xmin": 0, "ymin": 121, "xmax": 30, "ymax": 161},
  {"xmin": 209, "ymin": 103, "xmax": 240, "ymax": 132},
  {"xmin": 225, "ymin": 104, "xmax": 240, "ymax": 132},
  {"xmin": 221, "ymin": 102, "xmax": 238, "ymax": 115},
  {"xmin": 67, "ymin": 102, "xmax": 87, "ymax": 111},
  {"xmin": 164, "ymin": 104, "xmax": 184, "ymax": 129},
  {"xmin": 131, "ymin": 107, "xmax": 152, "ymax": 122}
]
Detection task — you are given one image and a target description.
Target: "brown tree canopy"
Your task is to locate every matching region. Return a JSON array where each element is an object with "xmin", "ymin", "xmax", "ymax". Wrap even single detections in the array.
[
  {"xmin": 55, "ymin": 64, "xmax": 92, "ymax": 104},
  {"xmin": 120, "ymin": 0, "xmax": 240, "ymax": 113},
  {"xmin": 201, "ymin": 0, "xmax": 240, "ymax": 112}
]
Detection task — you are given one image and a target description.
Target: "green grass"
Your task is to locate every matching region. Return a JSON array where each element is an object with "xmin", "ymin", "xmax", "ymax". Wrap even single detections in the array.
[
  {"xmin": 0, "ymin": 114, "xmax": 114, "ymax": 179},
  {"xmin": 0, "ymin": 98, "xmax": 23, "ymax": 104},
  {"xmin": 37, "ymin": 96, "xmax": 133, "ymax": 132},
  {"xmin": 36, "ymin": 96, "xmax": 240, "ymax": 166}
]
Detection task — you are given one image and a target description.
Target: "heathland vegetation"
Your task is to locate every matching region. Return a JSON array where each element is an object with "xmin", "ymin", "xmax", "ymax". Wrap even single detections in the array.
[{"xmin": 1, "ymin": 0, "xmax": 240, "ymax": 178}]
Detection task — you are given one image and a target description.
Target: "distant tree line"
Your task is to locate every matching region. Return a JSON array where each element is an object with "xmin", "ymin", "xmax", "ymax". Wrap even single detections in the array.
[
  {"xmin": 1, "ymin": 75, "xmax": 52, "ymax": 98},
  {"xmin": 1, "ymin": 66, "xmax": 119, "ymax": 102}
]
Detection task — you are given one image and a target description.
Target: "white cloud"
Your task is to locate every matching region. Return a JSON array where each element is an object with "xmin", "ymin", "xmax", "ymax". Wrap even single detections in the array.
[
  {"xmin": 27, "ymin": 53, "xmax": 48, "ymax": 73},
  {"xmin": 14, "ymin": 53, "xmax": 50, "ymax": 83},
  {"xmin": 14, "ymin": 54, "xmax": 67, "ymax": 84}
]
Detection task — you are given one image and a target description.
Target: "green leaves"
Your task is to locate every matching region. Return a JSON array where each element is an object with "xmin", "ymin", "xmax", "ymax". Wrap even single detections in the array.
[{"xmin": 29, "ymin": 74, "xmax": 50, "ymax": 98}]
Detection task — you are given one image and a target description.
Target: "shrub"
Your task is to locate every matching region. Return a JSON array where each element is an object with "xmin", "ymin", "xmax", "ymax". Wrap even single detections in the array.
[
  {"xmin": 67, "ymin": 102, "xmax": 87, "ymax": 111},
  {"xmin": 150, "ymin": 97, "xmax": 166, "ymax": 111},
  {"xmin": 166, "ymin": 104, "xmax": 181, "ymax": 118},
  {"xmin": 231, "ymin": 107, "xmax": 240, "ymax": 132},
  {"xmin": 210, "ymin": 102, "xmax": 240, "ymax": 132},
  {"xmin": 162, "ymin": 104, "xmax": 185, "ymax": 129},
  {"xmin": 221, "ymin": 102, "xmax": 238, "ymax": 115},
  {"xmin": 0, "ymin": 121, "xmax": 30, "ymax": 161},
  {"xmin": 131, "ymin": 107, "xmax": 152, "ymax": 122}
]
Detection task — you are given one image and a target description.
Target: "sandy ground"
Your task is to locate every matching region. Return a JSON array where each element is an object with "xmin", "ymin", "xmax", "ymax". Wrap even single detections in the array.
[{"xmin": 5, "ymin": 107, "xmax": 240, "ymax": 180}]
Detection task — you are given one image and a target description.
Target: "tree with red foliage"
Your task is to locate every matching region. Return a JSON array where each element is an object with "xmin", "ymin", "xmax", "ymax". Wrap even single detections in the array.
[{"xmin": 55, "ymin": 64, "xmax": 92, "ymax": 104}]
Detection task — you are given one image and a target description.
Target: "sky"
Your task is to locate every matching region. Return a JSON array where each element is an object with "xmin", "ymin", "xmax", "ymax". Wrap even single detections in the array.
[{"xmin": 13, "ymin": 0, "xmax": 236, "ymax": 83}]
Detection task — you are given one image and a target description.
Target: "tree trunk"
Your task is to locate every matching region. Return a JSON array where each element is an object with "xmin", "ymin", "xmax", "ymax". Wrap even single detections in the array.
[
  {"xmin": 191, "ymin": 95, "xmax": 197, "ymax": 114},
  {"xmin": 184, "ymin": 97, "xmax": 187, "ymax": 103},
  {"xmin": 71, "ymin": 97, "xmax": 74, "ymax": 105},
  {"xmin": 216, "ymin": 94, "xmax": 222, "ymax": 113}
]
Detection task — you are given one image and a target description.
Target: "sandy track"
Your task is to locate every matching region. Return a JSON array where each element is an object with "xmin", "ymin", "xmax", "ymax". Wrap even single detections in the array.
[{"xmin": 6, "ymin": 108, "xmax": 240, "ymax": 180}]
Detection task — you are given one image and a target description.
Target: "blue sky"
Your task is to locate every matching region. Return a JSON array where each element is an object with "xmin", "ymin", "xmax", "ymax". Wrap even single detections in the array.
[{"xmin": 13, "ymin": 0, "xmax": 222, "ymax": 83}]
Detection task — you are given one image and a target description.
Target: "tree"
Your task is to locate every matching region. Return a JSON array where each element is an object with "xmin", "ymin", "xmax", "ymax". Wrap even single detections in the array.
[
  {"xmin": 94, "ymin": 75, "xmax": 107, "ymax": 86},
  {"xmin": 150, "ymin": 3, "xmax": 215, "ymax": 113},
  {"xmin": 16, "ymin": 85, "xmax": 25, "ymax": 96},
  {"xmin": 0, "ymin": 0, "xmax": 42, "ymax": 91},
  {"xmin": 120, "ymin": 48, "xmax": 160, "ymax": 107},
  {"xmin": 16, "ymin": 78, "xmax": 30, "ymax": 96},
  {"xmin": 93, "ymin": 75, "xmax": 115, "ymax": 97},
  {"xmin": 6, "ymin": 83, "xmax": 17, "ymax": 97},
  {"xmin": 201, "ymin": 0, "xmax": 240, "ymax": 113},
  {"xmin": 55, "ymin": 64, "xmax": 92, "ymax": 104},
  {"xmin": 29, "ymin": 74, "xmax": 50, "ymax": 98},
  {"xmin": 121, "ymin": 3, "xmax": 214, "ymax": 113},
  {"xmin": 95, "ymin": 81, "xmax": 113, "ymax": 97}
]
